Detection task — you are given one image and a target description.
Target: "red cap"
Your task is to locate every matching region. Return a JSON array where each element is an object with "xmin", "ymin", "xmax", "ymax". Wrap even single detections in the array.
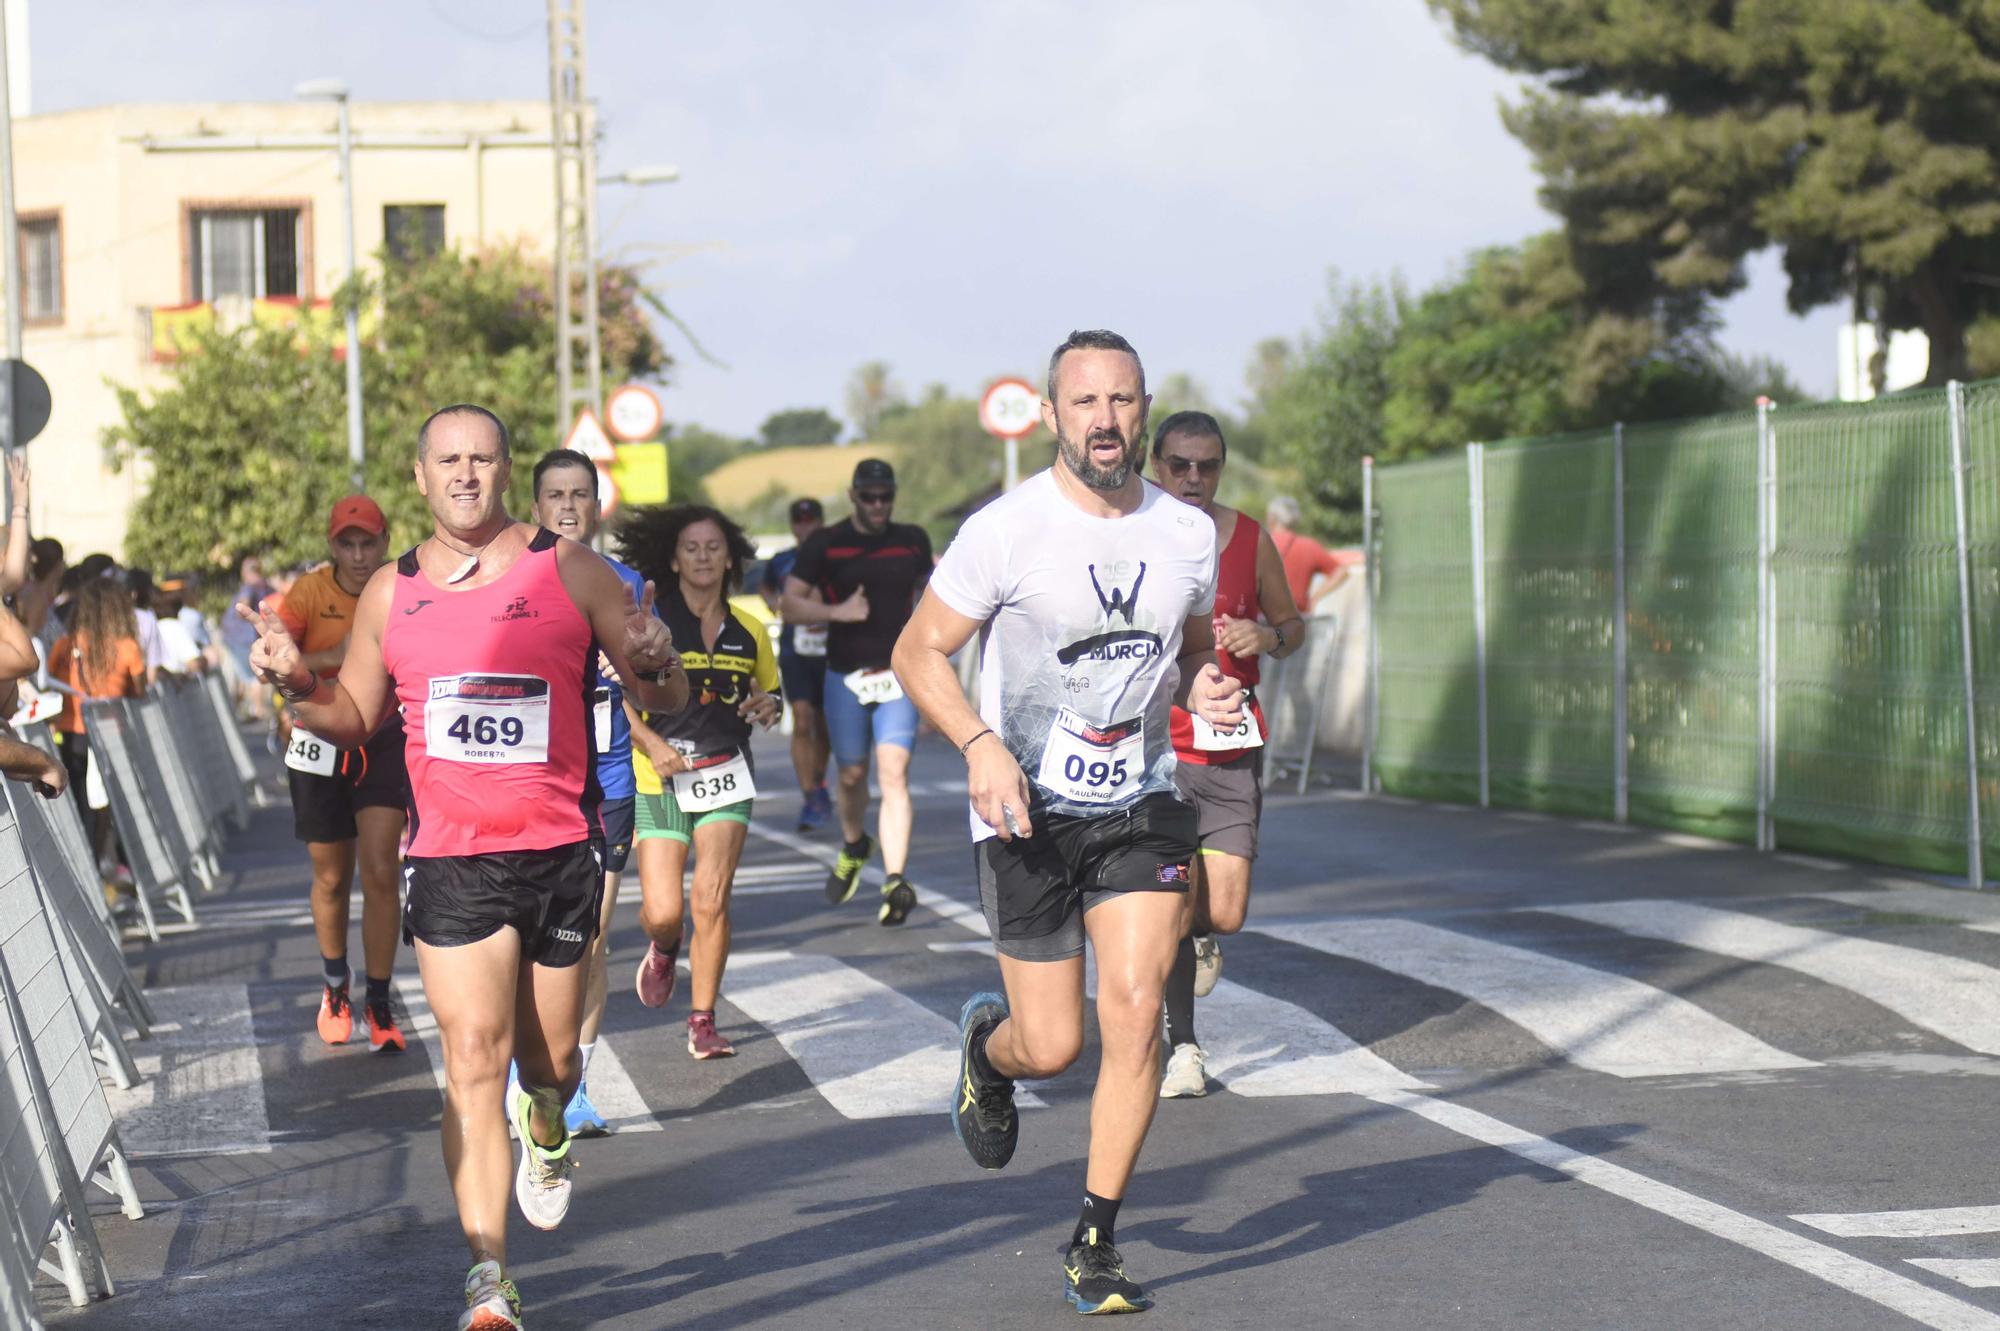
[{"xmin": 328, "ymin": 495, "xmax": 386, "ymax": 538}]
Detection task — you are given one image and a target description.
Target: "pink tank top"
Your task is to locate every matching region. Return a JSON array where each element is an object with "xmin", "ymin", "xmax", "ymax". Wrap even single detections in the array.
[
  {"xmin": 1172, "ymin": 512, "xmax": 1268, "ymax": 765},
  {"xmin": 381, "ymin": 527, "xmax": 600, "ymax": 856}
]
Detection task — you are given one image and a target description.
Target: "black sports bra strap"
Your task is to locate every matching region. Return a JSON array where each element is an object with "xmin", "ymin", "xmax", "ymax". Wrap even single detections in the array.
[
  {"xmin": 397, "ymin": 547, "xmax": 421, "ymax": 576},
  {"xmin": 529, "ymin": 527, "xmax": 559, "ymax": 553}
]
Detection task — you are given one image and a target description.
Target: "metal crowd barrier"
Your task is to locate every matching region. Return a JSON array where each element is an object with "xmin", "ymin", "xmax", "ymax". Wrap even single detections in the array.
[
  {"xmin": 0, "ymin": 675, "xmax": 257, "ymax": 1322},
  {"xmin": 0, "ymin": 797, "xmax": 142, "ymax": 1314}
]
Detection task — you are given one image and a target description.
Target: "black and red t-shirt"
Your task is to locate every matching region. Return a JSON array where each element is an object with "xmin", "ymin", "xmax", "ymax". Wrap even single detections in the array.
[{"xmin": 790, "ymin": 517, "xmax": 933, "ymax": 672}]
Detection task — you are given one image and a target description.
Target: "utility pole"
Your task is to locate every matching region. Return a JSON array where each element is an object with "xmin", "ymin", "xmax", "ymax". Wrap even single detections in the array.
[
  {"xmin": 297, "ymin": 79, "xmax": 364, "ymax": 489},
  {"xmin": 0, "ymin": 0, "xmax": 21, "ymax": 487},
  {"xmin": 548, "ymin": 0, "xmax": 603, "ymax": 438}
]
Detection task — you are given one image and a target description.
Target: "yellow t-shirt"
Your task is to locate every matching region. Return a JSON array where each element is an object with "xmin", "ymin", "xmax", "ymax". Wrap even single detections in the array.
[{"xmin": 633, "ymin": 600, "xmax": 780, "ymax": 795}]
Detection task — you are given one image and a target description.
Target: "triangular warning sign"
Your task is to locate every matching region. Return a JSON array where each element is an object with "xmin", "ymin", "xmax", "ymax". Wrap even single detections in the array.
[{"xmin": 563, "ymin": 408, "xmax": 616, "ymax": 462}]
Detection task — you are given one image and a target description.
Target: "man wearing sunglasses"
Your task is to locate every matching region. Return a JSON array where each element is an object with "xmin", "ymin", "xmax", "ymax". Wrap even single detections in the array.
[
  {"xmin": 783, "ymin": 458, "xmax": 933, "ymax": 924},
  {"xmin": 1149, "ymin": 411, "xmax": 1306, "ymax": 1098}
]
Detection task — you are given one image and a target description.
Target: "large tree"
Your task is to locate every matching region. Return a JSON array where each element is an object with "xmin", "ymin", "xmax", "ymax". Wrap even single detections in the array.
[
  {"xmin": 1430, "ymin": 0, "xmax": 2000, "ymax": 383},
  {"xmin": 844, "ymin": 361, "xmax": 906, "ymax": 440},
  {"xmin": 107, "ymin": 242, "xmax": 670, "ymax": 578},
  {"xmin": 758, "ymin": 407, "xmax": 843, "ymax": 448}
]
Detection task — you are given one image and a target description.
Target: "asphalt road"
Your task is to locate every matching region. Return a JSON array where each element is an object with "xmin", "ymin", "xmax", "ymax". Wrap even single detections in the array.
[{"xmin": 39, "ymin": 733, "xmax": 2000, "ymax": 1330}]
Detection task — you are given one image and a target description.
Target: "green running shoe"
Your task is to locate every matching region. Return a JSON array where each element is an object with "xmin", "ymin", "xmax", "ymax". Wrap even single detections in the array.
[
  {"xmin": 1063, "ymin": 1229, "xmax": 1152, "ymax": 1315},
  {"xmin": 825, "ymin": 834, "xmax": 873, "ymax": 904}
]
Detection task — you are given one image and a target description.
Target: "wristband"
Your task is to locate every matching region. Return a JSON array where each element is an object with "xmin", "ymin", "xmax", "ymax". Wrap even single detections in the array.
[
  {"xmin": 276, "ymin": 674, "xmax": 320, "ymax": 704},
  {"xmin": 959, "ymin": 728, "xmax": 996, "ymax": 755}
]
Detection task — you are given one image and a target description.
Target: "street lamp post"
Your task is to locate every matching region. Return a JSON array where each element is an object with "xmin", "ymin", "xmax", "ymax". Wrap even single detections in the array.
[{"xmin": 298, "ymin": 79, "xmax": 365, "ymax": 491}]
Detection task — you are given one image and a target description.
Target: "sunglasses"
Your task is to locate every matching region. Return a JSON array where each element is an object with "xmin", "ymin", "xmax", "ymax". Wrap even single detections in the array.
[
  {"xmin": 1162, "ymin": 456, "xmax": 1223, "ymax": 478},
  {"xmin": 856, "ymin": 490, "xmax": 896, "ymax": 505}
]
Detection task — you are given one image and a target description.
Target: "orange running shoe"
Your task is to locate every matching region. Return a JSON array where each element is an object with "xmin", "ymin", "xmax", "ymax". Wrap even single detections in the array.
[
  {"xmin": 365, "ymin": 997, "xmax": 406, "ymax": 1053},
  {"xmin": 316, "ymin": 982, "xmax": 353, "ymax": 1045}
]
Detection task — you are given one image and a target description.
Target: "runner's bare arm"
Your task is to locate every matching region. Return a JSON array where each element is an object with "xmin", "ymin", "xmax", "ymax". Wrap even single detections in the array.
[
  {"xmin": 0, "ymin": 734, "xmax": 64, "ymax": 797},
  {"xmin": 241, "ymin": 564, "xmax": 395, "ymax": 747},
  {"xmin": 1174, "ymin": 611, "xmax": 1247, "ymax": 728},
  {"xmin": 1215, "ymin": 528, "xmax": 1305, "ymax": 661},
  {"xmin": 0, "ymin": 595, "xmax": 39, "ymax": 682},
  {"xmin": 782, "ymin": 575, "xmax": 866, "ymax": 625},
  {"xmin": 893, "ymin": 588, "xmax": 1034, "ymax": 840},
  {"xmin": 621, "ymin": 697, "xmax": 688, "ymax": 775},
  {"xmin": 0, "ymin": 455, "xmax": 30, "ymax": 597},
  {"xmin": 555, "ymin": 540, "xmax": 688, "ymax": 714}
]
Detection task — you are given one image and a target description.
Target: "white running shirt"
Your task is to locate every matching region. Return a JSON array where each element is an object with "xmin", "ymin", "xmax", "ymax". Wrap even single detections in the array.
[{"xmin": 929, "ymin": 468, "xmax": 1216, "ymax": 840}]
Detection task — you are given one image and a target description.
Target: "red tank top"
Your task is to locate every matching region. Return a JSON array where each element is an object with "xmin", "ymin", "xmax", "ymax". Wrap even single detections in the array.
[
  {"xmin": 381, "ymin": 527, "xmax": 601, "ymax": 857},
  {"xmin": 1172, "ymin": 512, "xmax": 1267, "ymax": 765}
]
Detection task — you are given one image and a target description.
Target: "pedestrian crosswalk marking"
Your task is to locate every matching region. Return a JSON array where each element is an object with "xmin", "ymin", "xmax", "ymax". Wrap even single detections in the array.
[
  {"xmin": 1196, "ymin": 978, "xmax": 1429, "ymax": 1096},
  {"xmin": 1255, "ymin": 919, "xmax": 1814, "ymax": 1078},
  {"xmin": 102, "ymin": 984, "xmax": 271, "ymax": 1159},
  {"xmin": 748, "ymin": 821, "xmax": 989, "ymax": 936},
  {"xmin": 1792, "ymin": 1205, "xmax": 2000, "ymax": 1238},
  {"xmin": 724, "ymin": 949, "xmax": 1045, "ymax": 1119},
  {"xmin": 1907, "ymin": 1260, "xmax": 2000, "ymax": 1289},
  {"xmin": 392, "ymin": 977, "xmax": 663, "ymax": 1133},
  {"xmin": 1543, "ymin": 900, "xmax": 2000, "ymax": 1057},
  {"xmin": 1809, "ymin": 887, "xmax": 2000, "ymax": 933},
  {"xmin": 1371, "ymin": 1086, "xmax": 2000, "ymax": 1331}
]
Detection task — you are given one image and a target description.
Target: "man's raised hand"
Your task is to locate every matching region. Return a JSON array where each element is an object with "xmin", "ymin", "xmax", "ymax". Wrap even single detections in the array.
[
  {"xmin": 621, "ymin": 579, "xmax": 679, "ymax": 674},
  {"xmin": 237, "ymin": 601, "xmax": 308, "ymax": 691}
]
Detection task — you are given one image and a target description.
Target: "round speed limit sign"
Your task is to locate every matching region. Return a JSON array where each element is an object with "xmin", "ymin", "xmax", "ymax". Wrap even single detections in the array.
[{"xmin": 979, "ymin": 377, "xmax": 1040, "ymax": 440}]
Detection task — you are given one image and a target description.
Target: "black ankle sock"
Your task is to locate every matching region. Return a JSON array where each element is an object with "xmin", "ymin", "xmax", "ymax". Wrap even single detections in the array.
[
  {"xmin": 969, "ymin": 1020, "xmax": 1007, "ymax": 1086},
  {"xmin": 364, "ymin": 975, "xmax": 391, "ymax": 1008},
  {"xmin": 321, "ymin": 954, "xmax": 349, "ymax": 990},
  {"xmin": 1073, "ymin": 1192, "xmax": 1121, "ymax": 1247},
  {"xmin": 843, "ymin": 836, "xmax": 868, "ymax": 856},
  {"xmin": 1164, "ymin": 936, "xmax": 1197, "ymax": 1048}
]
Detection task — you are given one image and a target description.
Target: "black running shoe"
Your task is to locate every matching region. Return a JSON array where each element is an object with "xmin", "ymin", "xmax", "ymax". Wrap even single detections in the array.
[
  {"xmin": 878, "ymin": 873, "xmax": 917, "ymax": 927},
  {"xmin": 950, "ymin": 992, "xmax": 1017, "ymax": 1170},
  {"xmin": 825, "ymin": 835, "xmax": 873, "ymax": 904},
  {"xmin": 1064, "ymin": 1229, "xmax": 1152, "ymax": 1315}
]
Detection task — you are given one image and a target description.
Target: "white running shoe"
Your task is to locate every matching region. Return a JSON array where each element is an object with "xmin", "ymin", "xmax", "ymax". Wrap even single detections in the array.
[
  {"xmin": 511, "ymin": 1084, "xmax": 576, "ymax": 1231},
  {"xmin": 457, "ymin": 1259, "xmax": 522, "ymax": 1330},
  {"xmin": 1160, "ymin": 1042, "xmax": 1208, "ymax": 1098},
  {"xmin": 1191, "ymin": 934, "xmax": 1223, "ymax": 998}
]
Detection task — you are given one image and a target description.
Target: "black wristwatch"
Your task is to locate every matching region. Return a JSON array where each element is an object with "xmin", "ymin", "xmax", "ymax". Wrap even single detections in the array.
[{"xmin": 1271, "ymin": 623, "xmax": 1288, "ymax": 652}]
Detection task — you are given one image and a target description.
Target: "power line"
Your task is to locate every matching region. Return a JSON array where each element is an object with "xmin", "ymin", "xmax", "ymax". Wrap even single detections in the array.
[{"xmin": 428, "ymin": 0, "xmax": 541, "ymax": 43}]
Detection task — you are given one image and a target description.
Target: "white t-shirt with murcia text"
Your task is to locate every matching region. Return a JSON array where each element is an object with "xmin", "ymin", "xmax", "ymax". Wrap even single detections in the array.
[{"xmin": 928, "ymin": 468, "xmax": 1216, "ymax": 840}]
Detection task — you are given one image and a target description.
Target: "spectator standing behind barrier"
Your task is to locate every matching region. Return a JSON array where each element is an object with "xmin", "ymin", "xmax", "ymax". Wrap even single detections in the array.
[
  {"xmin": 222, "ymin": 556, "xmax": 271, "ymax": 721},
  {"xmin": 153, "ymin": 580, "xmax": 207, "ymax": 675},
  {"xmin": 126, "ymin": 569, "xmax": 167, "ymax": 685},
  {"xmin": 22, "ymin": 535, "xmax": 64, "ymax": 647},
  {"xmin": 48, "ymin": 578, "xmax": 147, "ymax": 862},
  {"xmin": 0, "ymin": 585, "xmax": 62, "ymax": 799},
  {"xmin": 1266, "ymin": 496, "xmax": 1349, "ymax": 612},
  {"xmin": 758, "ymin": 496, "xmax": 834, "ymax": 832}
]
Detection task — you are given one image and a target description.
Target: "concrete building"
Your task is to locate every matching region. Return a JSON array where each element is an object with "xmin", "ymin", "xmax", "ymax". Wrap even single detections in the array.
[{"xmin": 11, "ymin": 99, "xmax": 558, "ymax": 556}]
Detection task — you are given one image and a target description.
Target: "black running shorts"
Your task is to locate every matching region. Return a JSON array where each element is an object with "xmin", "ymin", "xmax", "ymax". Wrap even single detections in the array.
[
  {"xmin": 288, "ymin": 714, "xmax": 409, "ymax": 844},
  {"xmin": 599, "ymin": 796, "xmax": 635, "ymax": 874},
  {"xmin": 974, "ymin": 791, "xmax": 1198, "ymax": 963},
  {"xmin": 402, "ymin": 838, "xmax": 603, "ymax": 967},
  {"xmin": 1172, "ymin": 750, "xmax": 1263, "ymax": 861}
]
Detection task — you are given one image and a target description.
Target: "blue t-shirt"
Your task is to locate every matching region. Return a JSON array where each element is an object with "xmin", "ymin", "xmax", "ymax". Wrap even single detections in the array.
[
  {"xmin": 762, "ymin": 547, "xmax": 801, "ymax": 660},
  {"xmin": 594, "ymin": 555, "xmax": 649, "ymax": 801}
]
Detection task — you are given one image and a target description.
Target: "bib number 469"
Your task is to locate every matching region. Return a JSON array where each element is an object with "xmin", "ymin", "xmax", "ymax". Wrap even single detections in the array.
[{"xmin": 446, "ymin": 713, "xmax": 525, "ymax": 748}]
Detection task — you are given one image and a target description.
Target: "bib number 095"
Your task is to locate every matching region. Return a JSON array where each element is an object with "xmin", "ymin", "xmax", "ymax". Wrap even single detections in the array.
[{"xmin": 1062, "ymin": 753, "xmax": 1128, "ymax": 790}]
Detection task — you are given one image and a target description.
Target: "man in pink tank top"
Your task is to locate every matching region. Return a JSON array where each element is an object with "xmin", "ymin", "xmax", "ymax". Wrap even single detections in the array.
[
  {"xmin": 242, "ymin": 404, "xmax": 687, "ymax": 1331},
  {"xmin": 1149, "ymin": 411, "xmax": 1306, "ymax": 1100}
]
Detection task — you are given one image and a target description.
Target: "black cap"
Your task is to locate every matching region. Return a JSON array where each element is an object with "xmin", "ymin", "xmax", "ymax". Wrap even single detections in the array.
[
  {"xmin": 852, "ymin": 458, "xmax": 896, "ymax": 488},
  {"xmin": 789, "ymin": 497, "xmax": 824, "ymax": 521}
]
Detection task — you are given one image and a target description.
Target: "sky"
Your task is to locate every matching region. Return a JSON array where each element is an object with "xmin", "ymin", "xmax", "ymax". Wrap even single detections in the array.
[{"xmin": 32, "ymin": 0, "xmax": 1844, "ymax": 438}]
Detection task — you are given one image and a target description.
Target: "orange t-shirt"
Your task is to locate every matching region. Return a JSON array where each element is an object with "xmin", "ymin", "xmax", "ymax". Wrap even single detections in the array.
[
  {"xmin": 274, "ymin": 566, "xmax": 361, "ymax": 679},
  {"xmin": 49, "ymin": 632, "xmax": 147, "ymax": 733}
]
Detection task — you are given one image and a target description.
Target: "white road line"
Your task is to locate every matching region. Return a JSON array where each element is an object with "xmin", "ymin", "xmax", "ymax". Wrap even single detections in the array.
[
  {"xmin": 1255, "ymin": 919, "xmax": 1813, "ymax": 1078},
  {"xmin": 1809, "ymin": 887, "xmax": 2000, "ymax": 933},
  {"xmin": 748, "ymin": 821, "xmax": 989, "ymax": 937},
  {"xmin": 1776, "ymin": 853, "xmax": 1849, "ymax": 871},
  {"xmin": 1198, "ymin": 979, "xmax": 1429, "ymax": 1096},
  {"xmin": 1543, "ymin": 900, "xmax": 2000, "ymax": 1056},
  {"xmin": 1792, "ymin": 1206, "xmax": 2000, "ymax": 1238},
  {"xmin": 725, "ymin": 949, "xmax": 1043, "ymax": 1119},
  {"xmin": 103, "ymin": 984, "xmax": 271, "ymax": 1158},
  {"xmin": 393, "ymin": 976, "xmax": 660, "ymax": 1132},
  {"xmin": 1371, "ymin": 1088, "xmax": 2000, "ymax": 1331},
  {"xmin": 1909, "ymin": 1261, "xmax": 2000, "ymax": 1289}
]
